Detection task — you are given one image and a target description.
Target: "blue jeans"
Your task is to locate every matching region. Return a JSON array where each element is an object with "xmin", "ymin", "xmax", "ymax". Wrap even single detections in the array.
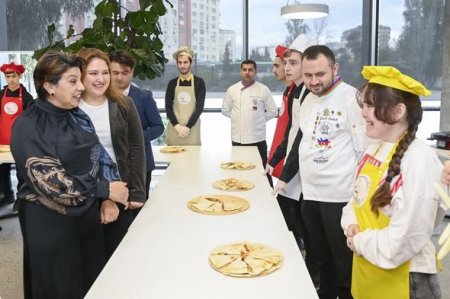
[{"xmin": 410, "ymin": 272, "xmax": 441, "ymax": 299}]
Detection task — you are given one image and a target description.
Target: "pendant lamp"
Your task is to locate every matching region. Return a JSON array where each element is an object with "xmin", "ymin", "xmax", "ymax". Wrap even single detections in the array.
[{"xmin": 281, "ymin": 2, "xmax": 329, "ymax": 19}]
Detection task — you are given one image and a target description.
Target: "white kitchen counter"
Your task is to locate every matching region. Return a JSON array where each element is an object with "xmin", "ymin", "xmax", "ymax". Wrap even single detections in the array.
[{"xmin": 85, "ymin": 144, "xmax": 318, "ymax": 299}]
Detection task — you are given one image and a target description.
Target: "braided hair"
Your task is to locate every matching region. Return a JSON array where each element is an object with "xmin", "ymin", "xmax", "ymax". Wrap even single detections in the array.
[{"xmin": 357, "ymin": 83, "xmax": 423, "ymax": 216}]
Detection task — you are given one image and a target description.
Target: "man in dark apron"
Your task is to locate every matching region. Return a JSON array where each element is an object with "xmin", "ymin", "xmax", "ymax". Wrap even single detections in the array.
[
  {"xmin": 0, "ymin": 62, "xmax": 34, "ymax": 209},
  {"xmin": 165, "ymin": 46, "xmax": 205, "ymax": 145}
]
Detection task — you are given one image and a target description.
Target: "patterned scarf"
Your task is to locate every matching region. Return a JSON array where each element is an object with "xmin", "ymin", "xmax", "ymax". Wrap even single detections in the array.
[{"xmin": 70, "ymin": 107, "xmax": 121, "ymax": 182}]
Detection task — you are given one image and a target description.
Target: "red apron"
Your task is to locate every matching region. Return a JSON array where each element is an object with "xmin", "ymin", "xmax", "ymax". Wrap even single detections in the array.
[
  {"xmin": 0, "ymin": 87, "xmax": 23, "ymax": 145},
  {"xmin": 268, "ymin": 82, "xmax": 295, "ymax": 178}
]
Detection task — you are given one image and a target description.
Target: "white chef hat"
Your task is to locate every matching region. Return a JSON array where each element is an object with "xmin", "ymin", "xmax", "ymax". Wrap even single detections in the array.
[{"xmin": 289, "ymin": 34, "xmax": 315, "ymax": 53}]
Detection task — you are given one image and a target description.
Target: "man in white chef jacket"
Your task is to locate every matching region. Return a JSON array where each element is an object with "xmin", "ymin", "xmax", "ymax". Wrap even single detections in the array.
[
  {"xmin": 298, "ymin": 45, "xmax": 367, "ymax": 299},
  {"xmin": 222, "ymin": 59, "xmax": 278, "ymax": 185}
]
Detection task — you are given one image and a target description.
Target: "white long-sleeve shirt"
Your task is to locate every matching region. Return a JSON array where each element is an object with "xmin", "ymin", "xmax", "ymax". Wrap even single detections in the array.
[
  {"xmin": 298, "ymin": 80, "xmax": 367, "ymax": 203},
  {"xmin": 79, "ymin": 99, "xmax": 117, "ymax": 164},
  {"xmin": 341, "ymin": 139, "xmax": 445, "ymax": 273},
  {"xmin": 222, "ymin": 81, "xmax": 278, "ymax": 144}
]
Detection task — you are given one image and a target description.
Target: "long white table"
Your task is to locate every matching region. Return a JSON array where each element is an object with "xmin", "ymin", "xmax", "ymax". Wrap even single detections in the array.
[
  {"xmin": 0, "ymin": 151, "xmax": 14, "ymax": 164},
  {"xmin": 86, "ymin": 144, "xmax": 318, "ymax": 299}
]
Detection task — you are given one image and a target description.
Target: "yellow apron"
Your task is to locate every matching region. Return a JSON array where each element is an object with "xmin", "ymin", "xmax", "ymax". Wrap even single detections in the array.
[
  {"xmin": 352, "ymin": 142, "xmax": 410, "ymax": 299},
  {"xmin": 166, "ymin": 75, "xmax": 201, "ymax": 145}
]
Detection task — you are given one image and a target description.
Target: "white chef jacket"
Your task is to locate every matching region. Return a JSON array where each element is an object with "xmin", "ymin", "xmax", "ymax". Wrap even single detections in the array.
[
  {"xmin": 279, "ymin": 84, "xmax": 307, "ymax": 200},
  {"xmin": 298, "ymin": 80, "xmax": 367, "ymax": 203},
  {"xmin": 222, "ymin": 81, "xmax": 278, "ymax": 144},
  {"xmin": 341, "ymin": 139, "xmax": 445, "ymax": 273}
]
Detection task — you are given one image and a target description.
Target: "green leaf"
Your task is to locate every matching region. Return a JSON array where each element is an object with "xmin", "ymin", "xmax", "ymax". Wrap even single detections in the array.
[
  {"xmin": 67, "ymin": 25, "xmax": 75, "ymax": 39},
  {"xmin": 47, "ymin": 24, "xmax": 56, "ymax": 45},
  {"xmin": 66, "ymin": 41, "xmax": 84, "ymax": 54},
  {"xmin": 93, "ymin": 17, "xmax": 104, "ymax": 31},
  {"xmin": 153, "ymin": 0, "xmax": 167, "ymax": 15},
  {"xmin": 99, "ymin": 1, "xmax": 115, "ymax": 17},
  {"xmin": 82, "ymin": 32, "xmax": 104, "ymax": 46},
  {"xmin": 127, "ymin": 11, "xmax": 146, "ymax": 31},
  {"xmin": 94, "ymin": 0, "xmax": 108, "ymax": 15},
  {"xmin": 34, "ymin": 0, "xmax": 167, "ymax": 80},
  {"xmin": 139, "ymin": 0, "xmax": 153, "ymax": 10},
  {"xmin": 32, "ymin": 47, "xmax": 51, "ymax": 60},
  {"xmin": 154, "ymin": 37, "xmax": 163, "ymax": 51}
]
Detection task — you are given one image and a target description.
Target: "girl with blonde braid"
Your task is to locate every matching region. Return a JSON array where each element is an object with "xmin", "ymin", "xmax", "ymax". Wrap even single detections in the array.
[{"xmin": 341, "ymin": 66, "xmax": 445, "ymax": 299}]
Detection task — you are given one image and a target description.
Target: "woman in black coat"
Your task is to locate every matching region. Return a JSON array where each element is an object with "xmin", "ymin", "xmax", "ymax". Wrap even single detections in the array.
[{"xmin": 11, "ymin": 51, "xmax": 129, "ymax": 299}]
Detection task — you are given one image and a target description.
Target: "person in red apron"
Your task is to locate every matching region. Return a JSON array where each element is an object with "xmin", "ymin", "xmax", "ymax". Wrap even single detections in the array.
[
  {"xmin": 0, "ymin": 62, "xmax": 34, "ymax": 208},
  {"xmin": 165, "ymin": 46, "xmax": 205, "ymax": 145},
  {"xmin": 341, "ymin": 66, "xmax": 445, "ymax": 299},
  {"xmin": 267, "ymin": 34, "xmax": 320, "ymax": 287},
  {"xmin": 267, "ymin": 45, "xmax": 289, "ymax": 178}
]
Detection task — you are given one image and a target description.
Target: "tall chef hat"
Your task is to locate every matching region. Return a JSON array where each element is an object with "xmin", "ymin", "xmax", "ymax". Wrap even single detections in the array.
[{"xmin": 289, "ymin": 34, "xmax": 314, "ymax": 53}]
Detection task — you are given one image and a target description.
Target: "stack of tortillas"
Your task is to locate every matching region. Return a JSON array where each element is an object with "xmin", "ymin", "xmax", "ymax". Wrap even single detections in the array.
[
  {"xmin": 213, "ymin": 178, "xmax": 255, "ymax": 191},
  {"xmin": 160, "ymin": 146, "xmax": 187, "ymax": 153},
  {"xmin": 209, "ymin": 242, "xmax": 283, "ymax": 277},
  {"xmin": 220, "ymin": 161, "xmax": 255, "ymax": 170},
  {"xmin": 187, "ymin": 195, "xmax": 249, "ymax": 215}
]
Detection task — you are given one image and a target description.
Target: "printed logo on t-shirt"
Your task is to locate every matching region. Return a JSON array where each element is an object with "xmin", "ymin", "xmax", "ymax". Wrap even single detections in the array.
[
  {"xmin": 310, "ymin": 108, "xmax": 344, "ymax": 164},
  {"xmin": 313, "ymin": 138, "xmax": 331, "ymax": 163}
]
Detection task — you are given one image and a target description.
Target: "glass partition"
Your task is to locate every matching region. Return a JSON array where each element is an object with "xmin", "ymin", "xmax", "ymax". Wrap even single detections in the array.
[{"xmin": 379, "ymin": 0, "xmax": 444, "ymax": 141}]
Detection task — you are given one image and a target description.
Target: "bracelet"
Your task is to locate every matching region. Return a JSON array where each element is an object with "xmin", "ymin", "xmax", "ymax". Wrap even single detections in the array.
[{"xmin": 109, "ymin": 183, "xmax": 113, "ymax": 199}]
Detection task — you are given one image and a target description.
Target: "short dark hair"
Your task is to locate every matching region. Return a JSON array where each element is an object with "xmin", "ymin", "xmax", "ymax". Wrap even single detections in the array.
[
  {"xmin": 33, "ymin": 51, "xmax": 84, "ymax": 100},
  {"xmin": 109, "ymin": 50, "xmax": 136, "ymax": 69},
  {"xmin": 283, "ymin": 49, "xmax": 301, "ymax": 58},
  {"xmin": 302, "ymin": 45, "xmax": 336, "ymax": 66},
  {"xmin": 241, "ymin": 59, "xmax": 257, "ymax": 70}
]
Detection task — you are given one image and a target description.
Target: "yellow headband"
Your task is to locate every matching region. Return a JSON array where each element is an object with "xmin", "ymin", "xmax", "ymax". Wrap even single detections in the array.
[{"xmin": 361, "ymin": 66, "xmax": 431, "ymax": 96}]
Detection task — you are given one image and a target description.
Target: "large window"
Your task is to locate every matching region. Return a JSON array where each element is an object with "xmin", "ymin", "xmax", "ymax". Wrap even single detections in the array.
[
  {"xmin": 142, "ymin": 0, "xmax": 243, "ymax": 96},
  {"xmin": 249, "ymin": 0, "xmax": 364, "ymax": 90},
  {"xmin": 3, "ymin": 0, "xmax": 96, "ymax": 51},
  {"xmin": 0, "ymin": 0, "xmax": 446, "ymax": 143},
  {"xmin": 248, "ymin": 0, "xmax": 363, "ymax": 147},
  {"xmin": 379, "ymin": 0, "xmax": 444, "ymax": 141}
]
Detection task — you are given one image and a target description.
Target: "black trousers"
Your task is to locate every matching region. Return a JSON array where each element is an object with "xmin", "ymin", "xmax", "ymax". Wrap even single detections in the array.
[
  {"xmin": 103, "ymin": 205, "xmax": 133, "ymax": 261},
  {"xmin": 278, "ymin": 193, "xmax": 320, "ymax": 287},
  {"xmin": 0, "ymin": 163, "xmax": 13, "ymax": 198},
  {"xmin": 145, "ymin": 170, "xmax": 152, "ymax": 200},
  {"xmin": 302, "ymin": 200, "xmax": 353, "ymax": 299},
  {"xmin": 231, "ymin": 140, "xmax": 273, "ymax": 187},
  {"xmin": 19, "ymin": 200, "xmax": 105, "ymax": 299},
  {"xmin": 277, "ymin": 193, "xmax": 304, "ymax": 249}
]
